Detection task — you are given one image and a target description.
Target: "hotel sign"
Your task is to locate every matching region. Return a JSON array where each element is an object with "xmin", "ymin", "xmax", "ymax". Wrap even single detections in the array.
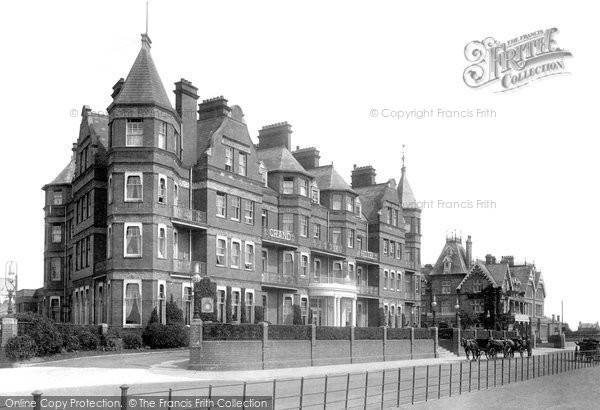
[{"xmin": 263, "ymin": 227, "xmax": 295, "ymax": 242}]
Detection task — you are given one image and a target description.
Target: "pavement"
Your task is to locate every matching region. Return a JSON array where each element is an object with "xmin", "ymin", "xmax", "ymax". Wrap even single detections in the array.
[
  {"xmin": 409, "ymin": 365, "xmax": 600, "ymax": 409},
  {"xmin": 0, "ymin": 346, "xmax": 572, "ymax": 396}
]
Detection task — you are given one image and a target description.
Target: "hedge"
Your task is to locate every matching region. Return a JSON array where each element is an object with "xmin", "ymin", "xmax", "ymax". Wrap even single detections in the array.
[
  {"xmin": 414, "ymin": 328, "xmax": 432, "ymax": 339},
  {"xmin": 316, "ymin": 326, "xmax": 350, "ymax": 340},
  {"xmin": 268, "ymin": 325, "xmax": 311, "ymax": 340},
  {"xmin": 355, "ymin": 327, "xmax": 384, "ymax": 340},
  {"xmin": 142, "ymin": 323, "xmax": 189, "ymax": 348},
  {"xmin": 202, "ymin": 323, "xmax": 263, "ymax": 341},
  {"xmin": 14, "ymin": 312, "xmax": 63, "ymax": 356},
  {"xmin": 4, "ymin": 335, "xmax": 37, "ymax": 361},
  {"xmin": 387, "ymin": 328, "xmax": 412, "ymax": 340}
]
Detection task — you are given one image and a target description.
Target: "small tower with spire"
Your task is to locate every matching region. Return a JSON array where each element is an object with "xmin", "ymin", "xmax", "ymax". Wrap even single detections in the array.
[{"xmin": 397, "ymin": 145, "xmax": 422, "ymax": 267}]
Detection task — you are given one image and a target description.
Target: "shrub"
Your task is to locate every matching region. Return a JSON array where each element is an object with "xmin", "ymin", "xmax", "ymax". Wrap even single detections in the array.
[
  {"xmin": 292, "ymin": 304, "xmax": 303, "ymax": 325},
  {"xmin": 387, "ymin": 328, "xmax": 411, "ymax": 340},
  {"xmin": 5, "ymin": 335, "xmax": 37, "ymax": 361},
  {"xmin": 254, "ymin": 306, "xmax": 264, "ymax": 323},
  {"xmin": 166, "ymin": 300, "xmax": 184, "ymax": 324},
  {"xmin": 268, "ymin": 325, "xmax": 311, "ymax": 340},
  {"xmin": 77, "ymin": 330, "xmax": 101, "ymax": 350},
  {"xmin": 103, "ymin": 337, "xmax": 123, "ymax": 351},
  {"xmin": 63, "ymin": 334, "xmax": 81, "ymax": 352},
  {"xmin": 143, "ymin": 323, "xmax": 189, "ymax": 349},
  {"xmin": 14, "ymin": 312, "xmax": 63, "ymax": 356},
  {"xmin": 377, "ymin": 308, "xmax": 386, "ymax": 327},
  {"xmin": 414, "ymin": 328, "xmax": 432, "ymax": 339},
  {"xmin": 123, "ymin": 333, "xmax": 143, "ymax": 349},
  {"xmin": 148, "ymin": 308, "xmax": 160, "ymax": 325}
]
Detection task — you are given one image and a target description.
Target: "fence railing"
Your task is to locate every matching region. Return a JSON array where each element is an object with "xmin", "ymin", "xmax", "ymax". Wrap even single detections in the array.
[{"xmin": 17, "ymin": 350, "xmax": 599, "ymax": 410}]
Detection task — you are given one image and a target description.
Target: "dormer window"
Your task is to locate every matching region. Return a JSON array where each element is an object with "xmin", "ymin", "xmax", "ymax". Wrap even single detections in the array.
[
  {"xmin": 126, "ymin": 119, "xmax": 143, "ymax": 146},
  {"xmin": 283, "ymin": 177, "xmax": 294, "ymax": 194}
]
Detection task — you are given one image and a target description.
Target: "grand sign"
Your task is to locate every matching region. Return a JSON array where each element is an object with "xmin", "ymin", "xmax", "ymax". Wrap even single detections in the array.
[{"xmin": 263, "ymin": 227, "xmax": 295, "ymax": 242}]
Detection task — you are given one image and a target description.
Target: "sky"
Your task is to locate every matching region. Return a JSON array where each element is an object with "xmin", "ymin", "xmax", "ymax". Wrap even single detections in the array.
[{"xmin": 0, "ymin": 0, "xmax": 597, "ymax": 329}]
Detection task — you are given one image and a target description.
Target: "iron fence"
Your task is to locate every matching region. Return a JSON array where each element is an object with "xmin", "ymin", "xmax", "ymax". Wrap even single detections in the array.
[{"xmin": 13, "ymin": 350, "xmax": 599, "ymax": 410}]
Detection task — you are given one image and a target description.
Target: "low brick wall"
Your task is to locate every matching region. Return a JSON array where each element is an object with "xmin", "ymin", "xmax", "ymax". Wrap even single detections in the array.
[{"xmin": 189, "ymin": 321, "xmax": 438, "ymax": 371}]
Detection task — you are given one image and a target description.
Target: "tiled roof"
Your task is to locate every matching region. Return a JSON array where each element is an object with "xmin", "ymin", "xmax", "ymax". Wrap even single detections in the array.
[
  {"xmin": 457, "ymin": 261, "xmax": 499, "ymax": 289},
  {"xmin": 309, "ymin": 165, "xmax": 355, "ymax": 193},
  {"xmin": 398, "ymin": 168, "xmax": 418, "ymax": 208},
  {"xmin": 354, "ymin": 182, "xmax": 399, "ymax": 220},
  {"xmin": 486, "ymin": 263, "xmax": 509, "ymax": 286},
  {"xmin": 257, "ymin": 146, "xmax": 312, "ymax": 177},
  {"xmin": 45, "ymin": 156, "xmax": 76, "ymax": 187},
  {"xmin": 510, "ymin": 265, "xmax": 534, "ymax": 289},
  {"xmin": 429, "ymin": 239, "xmax": 469, "ymax": 276},
  {"xmin": 113, "ymin": 36, "xmax": 173, "ymax": 112}
]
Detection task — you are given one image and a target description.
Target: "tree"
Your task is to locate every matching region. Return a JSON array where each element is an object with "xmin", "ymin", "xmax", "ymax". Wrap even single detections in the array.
[
  {"xmin": 148, "ymin": 307, "xmax": 160, "ymax": 325},
  {"xmin": 166, "ymin": 300, "xmax": 184, "ymax": 324},
  {"xmin": 292, "ymin": 304, "xmax": 303, "ymax": 325}
]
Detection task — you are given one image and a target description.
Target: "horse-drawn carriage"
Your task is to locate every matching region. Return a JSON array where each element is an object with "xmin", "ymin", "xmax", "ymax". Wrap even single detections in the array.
[
  {"xmin": 575, "ymin": 338, "xmax": 600, "ymax": 362},
  {"xmin": 461, "ymin": 337, "xmax": 531, "ymax": 360}
]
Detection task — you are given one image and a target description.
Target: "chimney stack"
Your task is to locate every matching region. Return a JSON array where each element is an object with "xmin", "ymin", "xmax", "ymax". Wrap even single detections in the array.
[
  {"xmin": 501, "ymin": 255, "xmax": 515, "ymax": 267},
  {"xmin": 292, "ymin": 147, "xmax": 320, "ymax": 169},
  {"xmin": 257, "ymin": 122, "xmax": 292, "ymax": 151},
  {"xmin": 351, "ymin": 165, "xmax": 377, "ymax": 188},
  {"xmin": 466, "ymin": 235, "xmax": 472, "ymax": 268},
  {"xmin": 174, "ymin": 79, "xmax": 199, "ymax": 166},
  {"xmin": 198, "ymin": 96, "xmax": 231, "ymax": 121},
  {"xmin": 485, "ymin": 254, "xmax": 496, "ymax": 265}
]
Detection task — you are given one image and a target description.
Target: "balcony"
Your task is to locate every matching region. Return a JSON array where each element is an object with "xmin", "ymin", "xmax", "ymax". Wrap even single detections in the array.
[
  {"xmin": 310, "ymin": 275, "xmax": 356, "ymax": 286},
  {"xmin": 403, "ymin": 292, "xmax": 419, "ymax": 301},
  {"xmin": 398, "ymin": 260, "xmax": 418, "ymax": 271},
  {"xmin": 311, "ymin": 239, "xmax": 344, "ymax": 255},
  {"xmin": 171, "ymin": 206, "xmax": 207, "ymax": 228},
  {"xmin": 261, "ymin": 270, "xmax": 298, "ymax": 286},
  {"xmin": 173, "ymin": 259, "xmax": 206, "ymax": 275},
  {"xmin": 357, "ymin": 284, "xmax": 379, "ymax": 296},
  {"xmin": 46, "ymin": 205, "xmax": 66, "ymax": 218}
]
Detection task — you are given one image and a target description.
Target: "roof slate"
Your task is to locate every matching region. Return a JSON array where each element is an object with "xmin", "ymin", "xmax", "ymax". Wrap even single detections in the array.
[
  {"xmin": 257, "ymin": 146, "xmax": 312, "ymax": 177},
  {"xmin": 398, "ymin": 168, "xmax": 418, "ymax": 207},
  {"xmin": 113, "ymin": 38, "xmax": 173, "ymax": 111},
  {"xmin": 309, "ymin": 165, "xmax": 355, "ymax": 193}
]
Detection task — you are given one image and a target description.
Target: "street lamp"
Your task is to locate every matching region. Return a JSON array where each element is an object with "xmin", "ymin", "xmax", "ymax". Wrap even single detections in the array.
[
  {"xmin": 192, "ymin": 273, "xmax": 202, "ymax": 319},
  {"xmin": 454, "ymin": 298, "xmax": 460, "ymax": 329},
  {"xmin": 431, "ymin": 295, "xmax": 437, "ymax": 327},
  {"xmin": 5, "ymin": 261, "xmax": 17, "ymax": 316}
]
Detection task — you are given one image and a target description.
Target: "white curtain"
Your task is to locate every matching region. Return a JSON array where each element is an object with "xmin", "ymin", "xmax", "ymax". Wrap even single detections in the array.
[
  {"xmin": 126, "ymin": 226, "xmax": 141, "ymax": 255},
  {"xmin": 125, "ymin": 283, "xmax": 141, "ymax": 324}
]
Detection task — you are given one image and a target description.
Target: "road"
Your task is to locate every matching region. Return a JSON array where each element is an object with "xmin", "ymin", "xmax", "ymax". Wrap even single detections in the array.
[{"xmin": 0, "ymin": 348, "xmax": 591, "ymax": 409}]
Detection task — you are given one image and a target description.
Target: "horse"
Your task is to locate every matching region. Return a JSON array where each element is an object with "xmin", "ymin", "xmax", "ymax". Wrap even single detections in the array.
[{"xmin": 461, "ymin": 337, "xmax": 480, "ymax": 360}]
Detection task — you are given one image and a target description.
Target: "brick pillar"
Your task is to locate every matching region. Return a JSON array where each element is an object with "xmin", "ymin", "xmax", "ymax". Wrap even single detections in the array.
[
  {"xmin": 262, "ymin": 322, "xmax": 269, "ymax": 369},
  {"xmin": 431, "ymin": 327, "xmax": 438, "ymax": 358},
  {"xmin": 1, "ymin": 317, "xmax": 18, "ymax": 367},
  {"xmin": 381, "ymin": 326, "xmax": 387, "ymax": 361},
  {"xmin": 410, "ymin": 327, "xmax": 415, "ymax": 359},
  {"xmin": 188, "ymin": 318, "xmax": 203, "ymax": 370},
  {"xmin": 349, "ymin": 326, "xmax": 355, "ymax": 363},
  {"xmin": 310, "ymin": 324, "xmax": 316, "ymax": 366},
  {"xmin": 454, "ymin": 326, "xmax": 462, "ymax": 356}
]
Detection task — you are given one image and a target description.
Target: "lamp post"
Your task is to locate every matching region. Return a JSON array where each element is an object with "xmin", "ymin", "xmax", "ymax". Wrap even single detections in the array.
[
  {"xmin": 192, "ymin": 273, "xmax": 202, "ymax": 319},
  {"xmin": 431, "ymin": 295, "xmax": 437, "ymax": 327},
  {"xmin": 5, "ymin": 261, "xmax": 17, "ymax": 316},
  {"xmin": 454, "ymin": 298, "xmax": 460, "ymax": 329}
]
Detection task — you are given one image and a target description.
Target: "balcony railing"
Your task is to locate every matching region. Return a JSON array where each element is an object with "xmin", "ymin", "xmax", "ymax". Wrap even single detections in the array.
[
  {"xmin": 358, "ymin": 284, "xmax": 379, "ymax": 296},
  {"xmin": 46, "ymin": 205, "xmax": 66, "ymax": 217},
  {"xmin": 171, "ymin": 206, "xmax": 207, "ymax": 225},
  {"xmin": 310, "ymin": 275, "xmax": 356, "ymax": 286},
  {"xmin": 311, "ymin": 239, "xmax": 344, "ymax": 254},
  {"xmin": 261, "ymin": 270, "xmax": 298, "ymax": 286},
  {"xmin": 357, "ymin": 249, "xmax": 379, "ymax": 261},
  {"xmin": 173, "ymin": 259, "xmax": 206, "ymax": 275}
]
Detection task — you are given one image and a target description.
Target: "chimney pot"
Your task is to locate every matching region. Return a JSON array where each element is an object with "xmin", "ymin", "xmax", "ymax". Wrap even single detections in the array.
[
  {"xmin": 198, "ymin": 96, "xmax": 231, "ymax": 121},
  {"xmin": 292, "ymin": 146, "xmax": 320, "ymax": 169},
  {"xmin": 257, "ymin": 122, "xmax": 293, "ymax": 151}
]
